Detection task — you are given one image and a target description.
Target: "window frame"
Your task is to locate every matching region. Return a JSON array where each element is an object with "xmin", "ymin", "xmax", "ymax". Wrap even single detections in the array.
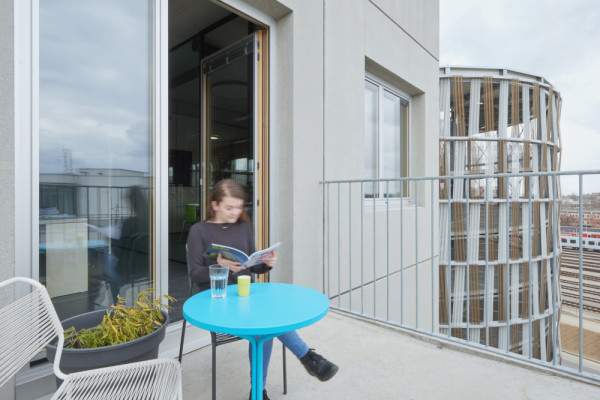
[{"xmin": 364, "ymin": 73, "xmax": 412, "ymax": 203}]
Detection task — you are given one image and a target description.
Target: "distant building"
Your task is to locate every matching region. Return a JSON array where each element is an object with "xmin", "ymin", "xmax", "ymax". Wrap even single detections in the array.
[
  {"xmin": 439, "ymin": 66, "xmax": 562, "ymax": 361},
  {"xmin": 561, "ymin": 209, "xmax": 600, "ymax": 230}
]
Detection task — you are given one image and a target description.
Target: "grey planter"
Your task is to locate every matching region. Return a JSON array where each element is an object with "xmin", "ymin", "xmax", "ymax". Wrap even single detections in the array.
[{"xmin": 46, "ymin": 309, "xmax": 169, "ymax": 380}]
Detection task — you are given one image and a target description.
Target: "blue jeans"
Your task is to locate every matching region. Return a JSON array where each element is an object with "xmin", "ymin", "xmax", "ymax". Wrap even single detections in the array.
[{"xmin": 248, "ymin": 330, "xmax": 309, "ymax": 386}]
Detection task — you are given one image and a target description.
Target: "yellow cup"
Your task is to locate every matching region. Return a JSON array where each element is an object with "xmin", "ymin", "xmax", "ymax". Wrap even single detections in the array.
[{"xmin": 238, "ymin": 276, "xmax": 251, "ymax": 296}]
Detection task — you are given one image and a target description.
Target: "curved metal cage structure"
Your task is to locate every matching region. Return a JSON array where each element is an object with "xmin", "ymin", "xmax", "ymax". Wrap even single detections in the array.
[{"xmin": 439, "ymin": 67, "xmax": 562, "ymax": 360}]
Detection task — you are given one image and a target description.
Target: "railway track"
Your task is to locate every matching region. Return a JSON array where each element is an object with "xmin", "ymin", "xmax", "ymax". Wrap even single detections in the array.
[{"xmin": 560, "ymin": 248, "xmax": 600, "ymax": 314}]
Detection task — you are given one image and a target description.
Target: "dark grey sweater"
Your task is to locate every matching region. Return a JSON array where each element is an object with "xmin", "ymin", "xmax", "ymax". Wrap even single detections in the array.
[{"xmin": 186, "ymin": 221, "xmax": 271, "ymax": 292}]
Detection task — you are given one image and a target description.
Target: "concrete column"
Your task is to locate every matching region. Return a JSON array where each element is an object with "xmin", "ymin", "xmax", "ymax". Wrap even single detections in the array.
[{"xmin": 0, "ymin": 0, "xmax": 15, "ymax": 397}]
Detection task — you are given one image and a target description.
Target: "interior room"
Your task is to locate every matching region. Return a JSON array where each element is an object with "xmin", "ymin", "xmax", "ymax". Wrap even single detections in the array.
[{"xmin": 168, "ymin": 0, "xmax": 265, "ymax": 321}]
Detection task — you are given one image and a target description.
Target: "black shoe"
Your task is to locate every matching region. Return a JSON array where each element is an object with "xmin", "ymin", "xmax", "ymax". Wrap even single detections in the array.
[
  {"xmin": 248, "ymin": 389, "xmax": 270, "ymax": 400},
  {"xmin": 300, "ymin": 349, "xmax": 339, "ymax": 382}
]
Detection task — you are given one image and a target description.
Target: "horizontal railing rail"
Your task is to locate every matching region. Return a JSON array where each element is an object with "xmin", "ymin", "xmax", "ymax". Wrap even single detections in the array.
[{"xmin": 321, "ymin": 170, "xmax": 600, "ymax": 383}]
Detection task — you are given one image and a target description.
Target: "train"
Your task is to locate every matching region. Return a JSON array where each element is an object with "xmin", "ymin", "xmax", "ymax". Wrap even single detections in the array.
[{"xmin": 560, "ymin": 228, "xmax": 600, "ymax": 251}]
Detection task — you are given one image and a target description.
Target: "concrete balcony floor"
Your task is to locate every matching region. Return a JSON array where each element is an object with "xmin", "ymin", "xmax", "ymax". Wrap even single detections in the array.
[{"xmin": 181, "ymin": 311, "xmax": 600, "ymax": 400}]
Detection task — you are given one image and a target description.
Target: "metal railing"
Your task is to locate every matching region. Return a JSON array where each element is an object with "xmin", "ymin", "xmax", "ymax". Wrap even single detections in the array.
[{"xmin": 322, "ymin": 170, "xmax": 600, "ymax": 383}]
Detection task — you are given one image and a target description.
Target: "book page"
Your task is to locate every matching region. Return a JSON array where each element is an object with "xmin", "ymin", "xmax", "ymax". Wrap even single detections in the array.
[
  {"xmin": 204, "ymin": 243, "xmax": 249, "ymax": 264},
  {"xmin": 245, "ymin": 242, "xmax": 281, "ymax": 267}
]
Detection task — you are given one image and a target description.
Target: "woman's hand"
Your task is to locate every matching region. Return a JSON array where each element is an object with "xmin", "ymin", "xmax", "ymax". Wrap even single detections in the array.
[
  {"xmin": 262, "ymin": 252, "xmax": 277, "ymax": 268},
  {"xmin": 217, "ymin": 253, "xmax": 245, "ymax": 273}
]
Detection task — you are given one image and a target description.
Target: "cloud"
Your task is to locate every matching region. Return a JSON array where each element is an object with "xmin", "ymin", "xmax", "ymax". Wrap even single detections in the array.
[
  {"xmin": 440, "ymin": 0, "xmax": 600, "ymax": 194},
  {"xmin": 39, "ymin": 0, "xmax": 152, "ymax": 174}
]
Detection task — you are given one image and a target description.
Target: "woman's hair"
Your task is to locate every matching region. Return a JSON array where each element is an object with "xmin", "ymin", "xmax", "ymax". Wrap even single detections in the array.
[{"xmin": 205, "ymin": 179, "xmax": 250, "ymax": 224}]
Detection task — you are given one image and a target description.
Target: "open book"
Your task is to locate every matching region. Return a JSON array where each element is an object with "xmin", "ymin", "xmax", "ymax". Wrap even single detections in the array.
[{"xmin": 204, "ymin": 242, "xmax": 281, "ymax": 268}]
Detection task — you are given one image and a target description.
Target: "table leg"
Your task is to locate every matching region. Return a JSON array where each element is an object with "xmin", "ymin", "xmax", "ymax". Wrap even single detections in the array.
[
  {"xmin": 241, "ymin": 334, "xmax": 279, "ymax": 400},
  {"xmin": 248, "ymin": 337, "xmax": 260, "ymax": 400}
]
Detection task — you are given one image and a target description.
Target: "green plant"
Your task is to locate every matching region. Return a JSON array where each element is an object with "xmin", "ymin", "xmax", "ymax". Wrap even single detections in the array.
[{"xmin": 63, "ymin": 289, "xmax": 175, "ymax": 349}]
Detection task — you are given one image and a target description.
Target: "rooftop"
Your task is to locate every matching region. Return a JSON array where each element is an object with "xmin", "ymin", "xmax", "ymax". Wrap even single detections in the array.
[{"xmin": 180, "ymin": 311, "xmax": 600, "ymax": 400}]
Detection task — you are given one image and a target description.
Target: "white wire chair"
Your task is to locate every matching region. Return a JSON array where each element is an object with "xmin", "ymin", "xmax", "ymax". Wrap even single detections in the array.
[{"xmin": 0, "ymin": 277, "xmax": 182, "ymax": 399}]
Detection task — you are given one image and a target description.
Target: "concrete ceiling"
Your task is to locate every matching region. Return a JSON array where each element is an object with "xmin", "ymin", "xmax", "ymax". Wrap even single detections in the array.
[{"xmin": 169, "ymin": 0, "xmax": 232, "ymax": 49}]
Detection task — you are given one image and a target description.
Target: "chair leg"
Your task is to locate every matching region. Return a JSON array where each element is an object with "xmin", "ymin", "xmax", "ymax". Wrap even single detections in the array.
[
  {"xmin": 178, "ymin": 319, "xmax": 187, "ymax": 363},
  {"xmin": 283, "ymin": 346, "xmax": 287, "ymax": 394}
]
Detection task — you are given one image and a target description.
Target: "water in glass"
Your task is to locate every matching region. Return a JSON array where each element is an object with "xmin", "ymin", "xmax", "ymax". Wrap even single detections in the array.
[{"xmin": 211, "ymin": 276, "xmax": 228, "ymax": 298}]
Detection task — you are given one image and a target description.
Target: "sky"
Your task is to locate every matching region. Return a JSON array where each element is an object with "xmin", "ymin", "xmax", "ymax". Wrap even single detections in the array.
[
  {"xmin": 439, "ymin": 0, "xmax": 600, "ymax": 195},
  {"xmin": 39, "ymin": 0, "xmax": 152, "ymax": 176}
]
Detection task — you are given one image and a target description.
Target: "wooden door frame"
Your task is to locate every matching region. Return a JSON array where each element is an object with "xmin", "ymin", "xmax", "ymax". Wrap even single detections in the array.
[{"xmin": 255, "ymin": 28, "xmax": 269, "ymax": 252}]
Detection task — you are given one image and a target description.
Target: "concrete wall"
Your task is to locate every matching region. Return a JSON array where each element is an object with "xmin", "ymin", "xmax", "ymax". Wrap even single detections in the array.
[
  {"xmin": 0, "ymin": 0, "xmax": 15, "ymax": 280},
  {"xmin": 267, "ymin": 0, "xmax": 326, "ymax": 289},
  {"xmin": 268, "ymin": 0, "xmax": 439, "ymax": 292},
  {"xmin": 370, "ymin": 0, "xmax": 439, "ymax": 59},
  {"xmin": 0, "ymin": 0, "xmax": 15, "ymax": 396},
  {"xmin": 324, "ymin": 0, "xmax": 440, "ymax": 180}
]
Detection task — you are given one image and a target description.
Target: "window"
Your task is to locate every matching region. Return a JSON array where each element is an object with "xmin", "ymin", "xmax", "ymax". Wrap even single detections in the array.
[{"xmin": 364, "ymin": 76, "xmax": 409, "ymax": 198}]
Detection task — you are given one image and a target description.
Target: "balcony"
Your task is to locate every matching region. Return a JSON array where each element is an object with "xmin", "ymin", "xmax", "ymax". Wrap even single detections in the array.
[
  {"xmin": 22, "ymin": 171, "xmax": 600, "ymax": 398},
  {"xmin": 180, "ymin": 311, "xmax": 600, "ymax": 399},
  {"xmin": 318, "ymin": 171, "xmax": 600, "ymax": 388}
]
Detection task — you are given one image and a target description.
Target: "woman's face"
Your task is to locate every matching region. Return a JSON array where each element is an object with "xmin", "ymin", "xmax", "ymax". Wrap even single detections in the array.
[{"xmin": 211, "ymin": 196, "xmax": 244, "ymax": 223}]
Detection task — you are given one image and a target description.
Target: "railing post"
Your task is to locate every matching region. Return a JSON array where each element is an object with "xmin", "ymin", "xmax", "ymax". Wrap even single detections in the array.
[
  {"xmin": 361, "ymin": 182, "xmax": 364, "ymax": 315},
  {"xmin": 505, "ymin": 173, "xmax": 510, "ymax": 353},
  {"xmin": 431, "ymin": 179, "xmax": 435, "ymax": 331},
  {"xmin": 415, "ymin": 179, "xmax": 419, "ymax": 329},
  {"xmin": 528, "ymin": 173, "xmax": 533, "ymax": 360},
  {"xmin": 373, "ymin": 183, "xmax": 377, "ymax": 317},
  {"xmin": 485, "ymin": 176, "xmax": 489, "ymax": 348},
  {"xmin": 466, "ymin": 177, "xmax": 470, "ymax": 339},
  {"xmin": 337, "ymin": 183, "xmax": 341, "ymax": 308},
  {"xmin": 578, "ymin": 173, "xmax": 584, "ymax": 373},
  {"xmin": 386, "ymin": 181, "xmax": 390, "ymax": 321},
  {"xmin": 447, "ymin": 176, "xmax": 452, "ymax": 338},
  {"xmin": 349, "ymin": 182, "xmax": 352, "ymax": 313},
  {"xmin": 326, "ymin": 183, "xmax": 330, "ymax": 301},
  {"xmin": 551, "ymin": 172, "xmax": 559, "ymax": 365},
  {"xmin": 400, "ymin": 179, "xmax": 404, "ymax": 324}
]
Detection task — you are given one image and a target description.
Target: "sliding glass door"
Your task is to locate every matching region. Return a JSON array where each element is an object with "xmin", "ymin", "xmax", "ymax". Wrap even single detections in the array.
[
  {"xmin": 39, "ymin": 0, "xmax": 154, "ymax": 319},
  {"xmin": 168, "ymin": 30, "xmax": 270, "ymax": 320}
]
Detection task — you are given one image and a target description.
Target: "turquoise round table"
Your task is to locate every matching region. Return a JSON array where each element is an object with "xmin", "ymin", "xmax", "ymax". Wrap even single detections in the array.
[{"xmin": 183, "ymin": 282, "xmax": 330, "ymax": 400}]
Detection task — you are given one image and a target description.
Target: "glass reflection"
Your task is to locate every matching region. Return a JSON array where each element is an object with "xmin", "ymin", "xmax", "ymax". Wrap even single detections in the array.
[
  {"xmin": 205, "ymin": 40, "xmax": 255, "ymax": 212},
  {"xmin": 382, "ymin": 91, "xmax": 401, "ymax": 197},
  {"xmin": 39, "ymin": 0, "xmax": 153, "ymax": 319},
  {"xmin": 364, "ymin": 79, "xmax": 409, "ymax": 199},
  {"xmin": 364, "ymin": 81, "xmax": 378, "ymax": 197}
]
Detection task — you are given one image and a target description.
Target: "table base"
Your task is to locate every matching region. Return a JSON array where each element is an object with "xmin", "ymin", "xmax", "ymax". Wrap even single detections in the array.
[{"xmin": 238, "ymin": 333, "xmax": 281, "ymax": 400}]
